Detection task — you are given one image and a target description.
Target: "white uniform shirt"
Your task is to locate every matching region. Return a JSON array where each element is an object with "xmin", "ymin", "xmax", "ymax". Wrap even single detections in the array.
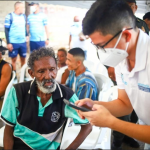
[{"xmin": 115, "ymin": 29, "xmax": 150, "ymax": 125}]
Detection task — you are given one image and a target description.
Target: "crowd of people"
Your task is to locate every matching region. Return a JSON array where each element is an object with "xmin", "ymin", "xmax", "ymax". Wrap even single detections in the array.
[{"xmin": 0, "ymin": 0, "xmax": 150, "ymax": 149}]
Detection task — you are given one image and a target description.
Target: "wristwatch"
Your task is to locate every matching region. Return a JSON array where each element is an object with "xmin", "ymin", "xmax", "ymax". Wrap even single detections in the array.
[{"xmin": 47, "ymin": 38, "xmax": 49, "ymax": 41}]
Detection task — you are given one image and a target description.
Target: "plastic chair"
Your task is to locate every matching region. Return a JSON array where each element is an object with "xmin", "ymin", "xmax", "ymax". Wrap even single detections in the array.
[
  {"xmin": 93, "ymin": 61, "xmax": 109, "ymax": 77},
  {"xmin": 102, "ymin": 86, "xmax": 118, "ymax": 102},
  {"xmin": 0, "ymin": 71, "xmax": 16, "ymax": 147},
  {"xmin": 93, "ymin": 73, "xmax": 112, "ymax": 101},
  {"xmin": 83, "ymin": 60, "xmax": 95, "ymax": 72},
  {"xmin": 60, "ymin": 119, "xmax": 101, "ymax": 149},
  {"xmin": 19, "ymin": 64, "xmax": 32, "ymax": 83}
]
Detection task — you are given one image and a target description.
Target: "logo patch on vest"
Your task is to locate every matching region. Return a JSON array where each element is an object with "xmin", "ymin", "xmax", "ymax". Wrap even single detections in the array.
[{"xmin": 51, "ymin": 112, "xmax": 60, "ymax": 122}]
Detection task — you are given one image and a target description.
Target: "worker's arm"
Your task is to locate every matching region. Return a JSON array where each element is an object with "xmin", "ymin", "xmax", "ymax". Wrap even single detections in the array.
[
  {"xmin": 76, "ymin": 88, "xmax": 133, "ymax": 117},
  {"xmin": 4, "ymin": 125, "xmax": 14, "ymax": 149},
  {"xmin": 78, "ymin": 103, "xmax": 150, "ymax": 144},
  {"xmin": 66, "ymin": 124, "xmax": 92, "ymax": 150},
  {"xmin": 0, "ymin": 63, "xmax": 12, "ymax": 97}
]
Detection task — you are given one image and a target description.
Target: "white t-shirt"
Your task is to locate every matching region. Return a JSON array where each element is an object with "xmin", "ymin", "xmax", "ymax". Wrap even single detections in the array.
[
  {"xmin": 55, "ymin": 66, "xmax": 68, "ymax": 84},
  {"xmin": 115, "ymin": 29, "xmax": 150, "ymax": 125}
]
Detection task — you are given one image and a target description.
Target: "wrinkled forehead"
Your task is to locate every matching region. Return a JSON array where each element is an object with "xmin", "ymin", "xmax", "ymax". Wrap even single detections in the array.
[{"xmin": 33, "ymin": 56, "xmax": 57, "ymax": 69}]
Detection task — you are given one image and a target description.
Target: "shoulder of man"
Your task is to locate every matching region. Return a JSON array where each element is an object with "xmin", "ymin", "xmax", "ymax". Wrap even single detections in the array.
[
  {"xmin": 57, "ymin": 83, "xmax": 75, "ymax": 99},
  {"xmin": 136, "ymin": 17, "xmax": 149, "ymax": 34}
]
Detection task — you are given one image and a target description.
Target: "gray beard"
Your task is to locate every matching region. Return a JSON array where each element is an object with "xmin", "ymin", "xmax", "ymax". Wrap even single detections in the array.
[{"xmin": 36, "ymin": 79, "xmax": 57, "ymax": 94}]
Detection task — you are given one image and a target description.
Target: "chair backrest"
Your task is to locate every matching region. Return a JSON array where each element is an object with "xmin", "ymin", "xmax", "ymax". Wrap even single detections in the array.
[
  {"xmin": 19, "ymin": 64, "xmax": 32, "ymax": 83},
  {"xmin": 19, "ymin": 63, "xmax": 28, "ymax": 83},
  {"xmin": 93, "ymin": 61, "xmax": 109, "ymax": 77},
  {"xmin": 83, "ymin": 60, "xmax": 95, "ymax": 72},
  {"xmin": 93, "ymin": 73, "xmax": 112, "ymax": 101},
  {"xmin": 1, "ymin": 71, "xmax": 16, "ymax": 112}
]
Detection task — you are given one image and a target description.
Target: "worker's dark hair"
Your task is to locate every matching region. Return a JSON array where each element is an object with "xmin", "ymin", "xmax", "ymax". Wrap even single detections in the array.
[
  {"xmin": 58, "ymin": 48, "xmax": 67, "ymax": 56},
  {"xmin": 83, "ymin": 0, "xmax": 136, "ymax": 36},
  {"xmin": 143, "ymin": 12, "xmax": 150, "ymax": 20}
]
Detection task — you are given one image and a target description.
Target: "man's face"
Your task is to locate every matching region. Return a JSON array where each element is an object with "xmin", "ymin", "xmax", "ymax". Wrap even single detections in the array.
[
  {"xmin": 57, "ymin": 51, "xmax": 67, "ymax": 64},
  {"xmin": 18, "ymin": 4, "xmax": 25, "ymax": 14},
  {"xmin": 66, "ymin": 53, "xmax": 79, "ymax": 71},
  {"xmin": 127, "ymin": 2, "xmax": 137, "ymax": 14},
  {"xmin": 30, "ymin": 57, "xmax": 57, "ymax": 93},
  {"xmin": 89, "ymin": 31, "xmax": 128, "ymax": 52},
  {"xmin": 145, "ymin": 19, "xmax": 150, "ymax": 31}
]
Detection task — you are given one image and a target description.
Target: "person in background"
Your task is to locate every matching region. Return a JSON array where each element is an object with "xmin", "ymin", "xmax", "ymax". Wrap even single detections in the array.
[
  {"xmin": 69, "ymin": 16, "xmax": 89, "ymax": 59},
  {"xmin": 4, "ymin": 2, "xmax": 27, "ymax": 78},
  {"xmin": 75, "ymin": 0, "xmax": 150, "ymax": 150},
  {"xmin": 66, "ymin": 48, "xmax": 98, "ymax": 100},
  {"xmin": 27, "ymin": 2, "xmax": 49, "ymax": 53},
  {"xmin": 55, "ymin": 48, "xmax": 69, "ymax": 84},
  {"xmin": 0, "ymin": 39, "xmax": 12, "ymax": 109},
  {"xmin": 1, "ymin": 47, "xmax": 92, "ymax": 150},
  {"xmin": 143, "ymin": 12, "xmax": 150, "ymax": 31}
]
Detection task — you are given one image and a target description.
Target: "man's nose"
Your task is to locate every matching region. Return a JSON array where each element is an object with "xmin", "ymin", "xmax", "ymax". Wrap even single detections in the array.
[{"xmin": 45, "ymin": 70, "xmax": 52, "ymax": 79}]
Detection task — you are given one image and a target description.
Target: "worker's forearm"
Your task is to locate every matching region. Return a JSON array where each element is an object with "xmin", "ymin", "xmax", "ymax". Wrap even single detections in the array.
[
  {"xmin": 66, "ymin": 124, "xmax": 92, "ymax": 149},
  {"xmin": 94, "ymin": 99, "xmax": 133, "ymax": 117},
  {"xmin": 110, "ymin": 116, "xmax": 150, "ymax": 144}
]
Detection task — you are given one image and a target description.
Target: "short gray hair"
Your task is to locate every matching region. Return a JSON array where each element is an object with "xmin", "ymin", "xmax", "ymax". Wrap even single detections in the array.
[{"xmin": 28, "ymin": 47, "xmax": 57, "ymax": 70}]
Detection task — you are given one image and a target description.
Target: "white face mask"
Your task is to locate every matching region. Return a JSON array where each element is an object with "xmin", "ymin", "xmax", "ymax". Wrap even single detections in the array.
[
  {"xmin": 30, "ymin": 6, "xmax": 36, "ymax": 13},
  {"xmin": 98, "ymin": 28, "xmax": 129, "ymax": 67}
]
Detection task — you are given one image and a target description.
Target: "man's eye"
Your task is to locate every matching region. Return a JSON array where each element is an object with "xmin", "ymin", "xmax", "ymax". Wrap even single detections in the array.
[
  {"xmin": 39, "ymin": 70, "xmax": 44, "ymax": 73},
  {"xmin": 50, "ymin": 68, "xmax": 55, "ymax": 71}
]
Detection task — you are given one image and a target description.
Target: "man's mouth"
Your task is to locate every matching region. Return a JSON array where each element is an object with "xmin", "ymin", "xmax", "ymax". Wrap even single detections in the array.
[{"xmin": 44, "ymin": 81, "xmax": 53, "ymax": 86}]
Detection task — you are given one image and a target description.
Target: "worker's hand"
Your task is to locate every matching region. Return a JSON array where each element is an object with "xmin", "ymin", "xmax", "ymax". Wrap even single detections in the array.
[
  {"xmin": 108, "ymin": 67, "xmax": 116, "ymax": 81},
  {"xmin": 75, "ymin": 98, "xmax": 94, "ymax": 119},
  {"xmin": 45, "ymin": 40, "xmax": 49, "ymax": 46},
  {"xmin": 78, "ymin": 104, "xmax": 115, "ymax": 127},
  {"xmin": 7, "ymin": 44, "xmax": 13, "ymax": 52}
]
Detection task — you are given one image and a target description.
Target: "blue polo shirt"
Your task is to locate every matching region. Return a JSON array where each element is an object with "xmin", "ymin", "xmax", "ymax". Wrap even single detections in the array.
[
  {"xmin": 1, "ymin": 80, "xmax": 88, "ymax": 149},
  {"xmin": 27, "ymin": 13, "xmax": 47, "ymax": 41},
  {"xmin": 4, "ymin": 12, "xmax": 26, "ymax": 43}
]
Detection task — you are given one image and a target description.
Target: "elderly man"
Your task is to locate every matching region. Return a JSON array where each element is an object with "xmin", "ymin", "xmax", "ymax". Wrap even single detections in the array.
[
  {"xmin": 66, "ymin": 48, "xmax": 98, "ymax": 100},
  {"xmin": 1, "ymin": 47, "xmax": 92, "ymax": 149},
  {"xmin": 75, "ymin": 0, "xmax": 150, "ymax": 150}
]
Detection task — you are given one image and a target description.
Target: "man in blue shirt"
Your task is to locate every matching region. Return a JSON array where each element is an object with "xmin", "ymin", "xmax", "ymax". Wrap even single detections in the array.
[
  {"xmin": 27, "ymin": 2, "xmax": 49, "ymax": 52},
  {"xmin": 4, "ymin": 2, "xmax": 27, "ymax": 72},
  {"xmin": 1, "ymin": 47, "xmax": 92, "ymax": 149},
  {"xmin": 66, "ymin": 48, "xmax": 98, "ymax": 100}
]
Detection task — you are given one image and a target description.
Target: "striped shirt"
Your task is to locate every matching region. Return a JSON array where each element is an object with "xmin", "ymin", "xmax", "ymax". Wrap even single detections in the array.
[
  {"xmin": 27, "ymin": 13, "xmax": 47, "ymax": 41},
  {"xmin": 4, "ymin": 12, "xmax": 26, "ymax": 43},
  {"xmin": 66, "ymin": 68, "xmax": 98, "ymax": 100}
]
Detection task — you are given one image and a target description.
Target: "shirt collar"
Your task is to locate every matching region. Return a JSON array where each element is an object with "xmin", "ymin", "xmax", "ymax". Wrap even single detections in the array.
[
  {"xmin": 28, "ymin": 79, "xmax": 63, "ymax": 100},
  {"xmin": 128, "ymin": 29, "xmax": 149, "ymax": 77}
]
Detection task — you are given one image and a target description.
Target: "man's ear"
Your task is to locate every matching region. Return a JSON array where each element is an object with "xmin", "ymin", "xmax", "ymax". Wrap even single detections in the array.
[
  {"xmin": 28, "ymin": 69, "xmax": 35, "ymax": 79},
  {"xmin": 135, "ymin": 4, "xmax": 138, "ymax": 11},
  {"xmin": 77, "ymin": 60, "xmax": 82, "ymax": 67},
  {"xmin": 123, "ymin": 30, "xmax": 132, "ymax": 42}
]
